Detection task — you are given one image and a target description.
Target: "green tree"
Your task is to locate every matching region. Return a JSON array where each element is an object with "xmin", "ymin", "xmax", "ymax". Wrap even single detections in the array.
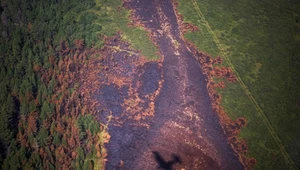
[
  {"xmin": 37, "ymin": 129, "xmax": 48, "ymax": 147},
  {"xmin": 40, "ymin": 101, "xmax": 51, "ymax": 120},
  {"xmin": 53, "ymin": 132, "xmax": 61, "ymax": 145},
  {"xmin": 0, "ymin": 107, "xmax": 13, "ymax": 147}
]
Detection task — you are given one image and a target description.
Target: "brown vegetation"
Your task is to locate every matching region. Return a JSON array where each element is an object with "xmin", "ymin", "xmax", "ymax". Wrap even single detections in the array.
[
  {"xmin": 186, "ymin": 38, "xmax": 256, "ymax": 170},
  {"xmin": 15, "ymin": 39, "xmax": 104, "ymax": 169},
  {"xmin": 172, "ymin": 0, "xmax": 200, "ymax": 34}
]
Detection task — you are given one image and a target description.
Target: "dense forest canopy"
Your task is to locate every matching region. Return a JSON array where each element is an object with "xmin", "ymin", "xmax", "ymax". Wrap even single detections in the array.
[{"xmin": 0, "ymin": 0, "xmax": 106, "ymax": 169}]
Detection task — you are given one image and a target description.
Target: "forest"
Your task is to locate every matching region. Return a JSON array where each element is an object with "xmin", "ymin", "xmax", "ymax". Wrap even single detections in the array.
[{"xmin": 0, "ymin": 0, "xmax": 105, "ymax": 169}]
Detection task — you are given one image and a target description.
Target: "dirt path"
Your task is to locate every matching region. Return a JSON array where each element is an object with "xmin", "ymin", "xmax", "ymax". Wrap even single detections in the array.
[{"xmin": 95, "ymin": 0, "xmax": 244, "ymax": 169}]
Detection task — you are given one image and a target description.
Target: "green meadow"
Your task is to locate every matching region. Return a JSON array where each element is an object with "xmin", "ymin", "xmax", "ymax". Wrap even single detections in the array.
[
  {"xmin": 177, "ymin": 0, "xmax": 300, "ymax": 169},
  {"xmin": 92, "ymin": 0, "xmax": 159, "ymax": 60}
]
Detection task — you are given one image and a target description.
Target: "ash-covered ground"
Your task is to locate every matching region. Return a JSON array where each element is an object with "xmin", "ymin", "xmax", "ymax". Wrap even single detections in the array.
[{"xmin": 91, "ymin": 0, "xmax": 244, "ymax": 169}]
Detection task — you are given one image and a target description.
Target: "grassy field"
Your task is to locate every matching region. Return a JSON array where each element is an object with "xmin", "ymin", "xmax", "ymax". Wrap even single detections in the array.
[
  {"xmin": 177, "ymin": 0, "xmax": 300, "ymax": 169},
  {"xmin": 89, "ymin": 0, "xmax": 160, "ymax": 60}
]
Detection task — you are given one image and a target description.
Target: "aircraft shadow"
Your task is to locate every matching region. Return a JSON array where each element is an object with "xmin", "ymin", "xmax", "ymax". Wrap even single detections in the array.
[{"xmin": 152, "ymin": 151, "xmax": 182, "ymax": 170}]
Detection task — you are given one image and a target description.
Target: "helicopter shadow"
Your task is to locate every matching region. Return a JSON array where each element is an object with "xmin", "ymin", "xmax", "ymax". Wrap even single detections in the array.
[{"xmin": 152, "ymin": 151, "xmax": 182, "ymax": 170}]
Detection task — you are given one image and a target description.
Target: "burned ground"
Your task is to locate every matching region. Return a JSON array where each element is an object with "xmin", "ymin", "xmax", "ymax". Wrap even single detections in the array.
[{"xmin": 80, "ymin": 0, "xmax": 248, "ymax": 169}]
